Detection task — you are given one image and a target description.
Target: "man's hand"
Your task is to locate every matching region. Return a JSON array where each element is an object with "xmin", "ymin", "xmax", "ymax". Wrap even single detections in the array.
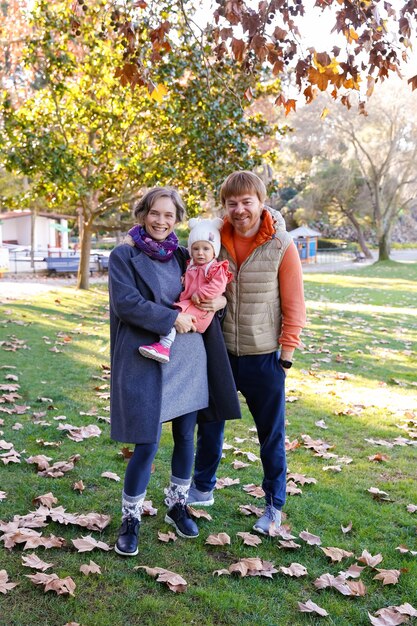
[
  {"xmin": 191, "ymin": 292, "xmax": 201, "ymax": 305},
  {"xmin": 195, "ymin": 295, "xmax": 227, "ymax": 313},
  {"xmin": 174, "ymin": 313, "xmax": 197, "ymax": 333}
]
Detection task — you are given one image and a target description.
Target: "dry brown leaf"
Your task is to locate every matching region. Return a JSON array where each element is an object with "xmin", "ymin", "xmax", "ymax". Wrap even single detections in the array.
[
  {"xmin": 213, "ymin": 568, "xmax": 231, "ymax": 576},
  {"xmin": 341, "ymin": 521, "xmax": 353, "ymax": 534},
  {"xmin": 323, "ymin": 465, "xmax": 342, "ymax": 472},
  {"xmin": 158, "ymin": 531, "xmax": 177, "ymax": 543},
  {"xmin": 297, "ymin": 599, "xmax": 328, "ymax": 616},
  {"xmin": 343, "ymin": 563, "xmax": 366, "ymax": 578},
  {"xmin": 232, "ymin": 460, "xmax": 249, "ymax": 469},
  {"xmin": 0, "ymin": 491, "xmax": 6, "ymax": 501},
  {"xmin": 406, "ymin": 504, "xmax": 417, "ymax": 513},
  {"xmin": 242, "ymin": 483, "xmax": 265, "ymax": 498},
  {"xmin": 26, "ymin": 454, "xmax": 52, "ymax": 471},
  {"xmin": 187, "ymin": 507, "xmax": 212, "ymax": 520},
  {"xmin": 299, "ymin": 530, "xmax": 322, "ymax": 545},
  {"xmin": 321, "ymin": 546, "xmax": 354, "ymax": 562},
  {"xmin": 278, "ymin": 540, "xmax": 301, "ymax": 549},
  {"xmin": 238, "ymin": 504, "xmax": 264, "ymax": 517},
  {"xmin": 395, "ymin": 545, "xmax": 417, "ymax": 556},
  {"xmin": 368, "ymin": 608, "xmax": 409, "ymax": 625},
  {"xmin": 279, "ymin": 562, "xmax": 308, "ymax": 577},
  {"xmin": 71, "ymin": 535, "xmax": 110, "ymax": 552},
  {"xmin": 373, "ymin": 569, "xmax": 401, "ymax": 585},
  {"xmin": 286, "ymin": 472, "xmax": 317, "ymax": 485},
  {"xmin": 205, "ymin": 532, "xmax": 231, "ymax": 546},
  {"xmin": 314, "ymin": 573, "xmax": 353, "ymax": 595},
  {"xmin": 73, "ymin": 480, "xmax": 85, "ymax": 493},
  {"xmin": 142, "ymin": 500, "xmax": 158, "ymax": 516},
  {"xmin": 26, "ymin": 572, "xmax": 76, "ymax": 596},
  {"xmin": 395, "ymin": 604, "xmax": 417, "ymax": 617},
  {"xmin": 21, "ymin": 553, "xmax": 54, "ymax": 571},
  {"xmin": 215, "ymin": 477, "xmax": 240, "ymax": 489},
  {"xmin": 100, "ymin": 471, "xmax": 120, "ymax": 482},
  {"xmin": 358, "ymin": 549, "xmax": 383, "ymax": 567},
  {"xmin": 368, "ymin": 453, "xmax": 390, "ymax": 462},
  {"xmin": 136, "ymin": 566, "xmax": 187, "ymax": 593},
  {"xmin": 236, "ymin": 532, "xmax": 262, "ymax": 546},
  {"xmin": 79, "ymin": 560, "xmax": 101, "ymax": 575},
  {"xmin": 0, "ymin": 569, "xmax": 18, "ymax": 594},
  {"xmin": 367, "ymin": 487, "xmax": 391, "ymax": 501},
  {"xmin": 346, "ymin": 579, "xmax": 367, "ymax": 596},
  {"xmin": 286, "ymin": 481, "xmax": 302, "ymax": 495}
]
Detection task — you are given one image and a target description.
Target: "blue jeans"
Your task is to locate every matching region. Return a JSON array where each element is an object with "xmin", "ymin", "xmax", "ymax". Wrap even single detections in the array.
[{"xmin": 194, "ymin": 352, "xmax": 287, "ymax": 509}]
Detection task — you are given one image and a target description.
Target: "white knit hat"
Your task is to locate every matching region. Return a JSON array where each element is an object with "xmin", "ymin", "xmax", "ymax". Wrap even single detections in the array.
[{"xmin": 187, "ymin": 217, "xmax": 223, "ymax": 258}]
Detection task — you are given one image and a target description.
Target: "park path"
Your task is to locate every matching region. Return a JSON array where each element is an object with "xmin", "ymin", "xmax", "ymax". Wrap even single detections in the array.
[{"xmin": 0, "ymin": 249, "xmax": 416, "ymax": 301}]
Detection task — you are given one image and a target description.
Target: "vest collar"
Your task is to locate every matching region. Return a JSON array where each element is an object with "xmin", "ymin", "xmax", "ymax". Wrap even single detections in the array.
[{"xmin": 221, "ymin": 209, "xmax": 276, "ymax": 262}]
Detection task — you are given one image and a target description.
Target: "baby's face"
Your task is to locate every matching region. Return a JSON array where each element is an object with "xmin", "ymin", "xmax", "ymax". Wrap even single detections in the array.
[{"xmin": 191, "ymin": 241, "xmax": 215, "ymax": 265}]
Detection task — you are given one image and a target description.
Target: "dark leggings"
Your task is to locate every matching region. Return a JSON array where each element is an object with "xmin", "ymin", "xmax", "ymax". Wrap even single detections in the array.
[{"xmin": 123, "ymin": 411, "xmax": 198, "ymax": 497}]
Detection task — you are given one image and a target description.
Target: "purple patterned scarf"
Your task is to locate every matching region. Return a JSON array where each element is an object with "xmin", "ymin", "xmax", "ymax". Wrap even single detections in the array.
[{"xmin": 128, "ymin": 225, "xmax": 179, "ymax": 262}]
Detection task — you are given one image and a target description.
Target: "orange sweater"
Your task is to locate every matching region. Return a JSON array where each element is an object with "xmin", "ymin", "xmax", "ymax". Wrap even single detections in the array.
[{"xmin": 221, "ymin": 211, "xmax": 306, "ymax": 351}]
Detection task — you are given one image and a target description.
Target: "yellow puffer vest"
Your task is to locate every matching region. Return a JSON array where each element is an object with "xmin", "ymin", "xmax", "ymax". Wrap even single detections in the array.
[{"xmin": 219, "ymin": 228, "xmax": 293, "ymax": 356}]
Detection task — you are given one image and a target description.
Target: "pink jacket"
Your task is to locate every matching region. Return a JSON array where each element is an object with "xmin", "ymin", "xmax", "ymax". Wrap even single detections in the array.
[{"xmin": 175, "ymin": 259, "xmax": 233, "ymax": 333}]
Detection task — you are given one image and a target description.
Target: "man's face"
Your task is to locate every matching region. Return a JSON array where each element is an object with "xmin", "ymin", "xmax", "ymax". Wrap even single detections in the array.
[{"xmin": 224, "ymin": 192, "xmax": 263, "ymax": 237}]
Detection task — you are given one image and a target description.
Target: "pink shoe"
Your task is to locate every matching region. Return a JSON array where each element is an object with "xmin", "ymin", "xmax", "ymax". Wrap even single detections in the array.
[{"xmin": 139, "ymin": 342, "xmax": 170, "ymax": 363}]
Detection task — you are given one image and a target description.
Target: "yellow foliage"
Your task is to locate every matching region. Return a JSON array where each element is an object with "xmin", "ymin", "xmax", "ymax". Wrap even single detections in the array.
[{"xmin": 150, "ymin": 83, "xmax": 168, "ymax": 103}]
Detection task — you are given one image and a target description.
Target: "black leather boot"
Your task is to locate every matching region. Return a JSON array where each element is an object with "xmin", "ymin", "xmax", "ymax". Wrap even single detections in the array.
[
  {"xmin": 165, "ymin": 502, "xmax": 199, "ymax": 538},
  {"xmin": 114, "ymin": 516, "xmax": 140, "ymax": 556}
]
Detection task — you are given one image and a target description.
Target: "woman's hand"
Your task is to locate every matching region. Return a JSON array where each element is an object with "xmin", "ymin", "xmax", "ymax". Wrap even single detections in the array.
[
  {"xmin": 195, "ymin": 295, "xmax": 227, "ymax": 313},
  {"xmin": 174, "ymin": 313, "xmax": 197, "ymax": 333}
]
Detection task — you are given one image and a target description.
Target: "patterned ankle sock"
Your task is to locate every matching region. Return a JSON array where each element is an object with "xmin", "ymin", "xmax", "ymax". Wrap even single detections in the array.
[
  {"xmin": 121, "ymin": 490, "xmax": 146, "ymax": 521},
  {"xmin": 164, "ymin": 475, "xmax": 191, "ymax": 507}
]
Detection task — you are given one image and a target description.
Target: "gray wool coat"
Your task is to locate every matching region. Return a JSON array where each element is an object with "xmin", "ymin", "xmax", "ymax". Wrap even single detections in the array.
[{"xmin": 108, "ymin": 243, "xmax": 241, "ymax": 444}]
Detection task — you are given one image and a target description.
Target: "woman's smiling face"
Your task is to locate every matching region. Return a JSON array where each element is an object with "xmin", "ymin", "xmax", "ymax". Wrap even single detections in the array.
[{"xmin": 143, "ymin": 196, "xmax": 177, "ymax": 241}]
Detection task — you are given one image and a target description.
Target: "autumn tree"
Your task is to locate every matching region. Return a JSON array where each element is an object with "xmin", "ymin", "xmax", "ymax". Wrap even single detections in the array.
[
  {"xmin": 95, "ymin": 0, "xmax": 417, "ymax": 113},
  {"xmin": 0, "ymin": 0, "xmax": 272, "ymax": 289}
]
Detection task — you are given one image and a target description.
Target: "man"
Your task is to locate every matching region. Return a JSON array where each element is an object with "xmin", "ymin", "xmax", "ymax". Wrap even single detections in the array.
[{"xmin": 187, "ymin": 171, "xmax": 306, "ymax": 534}]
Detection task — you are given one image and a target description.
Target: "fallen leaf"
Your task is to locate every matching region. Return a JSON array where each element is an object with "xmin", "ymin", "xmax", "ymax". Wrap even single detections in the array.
[
  {"xmin": 71, "ymin": 535, "xmax": 110, "ymax": 552},
  {"xmin": 358, "ymin": 549, "xmax": 383, "ymax": 567},
  {"xmin": 341, "ymin": 521, "xmax": 353, "ymax": 534},
  {"xmin": 343, "ymin": 563, "xmax": 366, "ymax": 578},
  {"xmin": 406, "ymin": 504, "xmax": 417, "ymax": 513},
  {"xmin": 142, "ymin": 500, "xmax": 158, "ymax": 516},
  {"xmin": 232, "ymin": 460, "xmax": 249, "ymax": 469},
  {"xmin": 158, "ymin": 531, "xmax": 177, "ymax": 543},
  {"xmin": 368, "ymin": 608, "xmax": 409, "ymax": 625},
  {"xmin": 215, "ymin": 477, "xmax": 240, "ymax": 489},
  {"xmin": 373, "ymin": 568, "xmax": 401, "ymax": 585},
  {"xmin": 242, "ymin": 483, "xmax": 265, "ymax": 498},
  {"xmin": 0, "ymin": 569, "xmax": 18, "ymax": 594},
  {"xmin": 314, "ymin": 572, "xmax": 353, "ymax": 595},
  {"xmin": 321, "ymin": 547, "xmax": 354, "ymax": 562},
  {"xmin": 299, "ymin": 530, "xmax": 322, "ymax": 545},
  {"xmin": 187, "ymin": 507, "xmax": 212, "ymax": 521},
  {"xmin": 73, "ymin": 480, "xmax": 85, "ymax": 493},
  {"xmin": 21, "ymin": 554, "xmax": 54, "ymax": 571},
  {"xmin": 79, "ymin": 560, "xmax": 101, "ymax": 575},
  {"xmin": 26, "ymin": 572, "xmax": 76, "ymax": 596},
  {"xmin": 100, "ymin": 471, "xmax": 120, "ymax": 482},
  {"xmin": 367, "ymin": 487, "xmax": 391, "ymax": 501},
  {"xmin": 236, "ymin": 532, "xmax": 262, "ymax": 546},
  {"xmin": 297, "ymin": 599, "xmax": 328, "ymax": 616},
  {"xmin": 278, "ymin": 540, "xmax": 301, "ymax": 549},
  {"xmin": 239, "ymin": 504, "xmax": 264, "ymax": 517},
  {"xmin": 279, "ymin": 562, "xmax": 308, "ymax": 577},
  {"xmin": 368, "ymin": 453, "xmax": 390, "ymax": 462},
  {"xmin": 205, "ymin": 533, "xmax": 231, "ymax": 546},
  {"xmin": 136, "ymin": 566, "xmax": 187, "ymax": 593}
]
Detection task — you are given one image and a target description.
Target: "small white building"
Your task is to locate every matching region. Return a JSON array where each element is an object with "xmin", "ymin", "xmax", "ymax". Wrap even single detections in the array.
[
  {"xmin": 289, "ymin": 226, "xmax": 321, "ymax": 263},
  {"xmin": 0, "ymin": 211, "xmax": 71, "ymax": 252}
]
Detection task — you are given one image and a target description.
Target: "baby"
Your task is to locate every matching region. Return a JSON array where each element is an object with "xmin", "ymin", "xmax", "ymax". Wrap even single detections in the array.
[{"xmin": 139, "ymin": 217, "xmax": 232, "ymax": 363}]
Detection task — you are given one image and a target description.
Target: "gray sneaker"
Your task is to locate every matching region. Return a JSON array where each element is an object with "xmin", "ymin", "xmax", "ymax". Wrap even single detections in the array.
[
  {"xmin": 253, "ymin": 505, "xmax": 281, "ymax": 535},
  {"xmin": 186, "ymin": 483, "xmax": 214, "ymax": 507}
]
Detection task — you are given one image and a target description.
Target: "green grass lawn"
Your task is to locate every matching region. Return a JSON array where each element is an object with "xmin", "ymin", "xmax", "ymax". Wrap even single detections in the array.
[{"xmin": 0, "ymin": 260, "xmax": 416, "ymax": 626}]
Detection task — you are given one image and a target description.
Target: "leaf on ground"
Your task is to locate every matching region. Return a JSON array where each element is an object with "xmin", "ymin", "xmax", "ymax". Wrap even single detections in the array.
[
  {"xmin": 0, "ymin": 569, "xmax": 18, "ymax": 594},
  {"xmin": 297, "ymin": 599, "xmax": 328, "ymax": 616},
  {"xmin": 79, "ymin": 560, "xmax": 101, "ymax": 575},
  {"xmin": 205, "ymin": 533, "xmax": 230, "ymax": 545},
  {"xmin": 343, "ymin": 563, "xmax": 366, "ymax": 578},
  {"xmin": 279, "ymin": 562, "xmax": 308, "ymax": 577},
  {"xmin": 315, "ymin": 420, "xmax": 328, "ymax": 429},
  {"xmin": 341, "ymin": 521, "xmax": 353, "ymax": 533},
  {"xmin": 323, "ymin": 465, "xmax": 342, "ymax": 472},
  {"xmin": 321, "ymin": 547, "xmax": 354, "ymax": 562},
  {"xmin": 158, "ymin": 531, "xmax": 177, "ymax": 543},
  {"xmin": 21, "ymin": 553, "xmax": 54, "ymax": 571},
  {"xmin": 26, "ymin": 572, "xmax": 76, "ymax": 596},
  {"xmin": 120, "ymin": 447, "xmax": 133, "ymax": 459},
  {"xmin": 278, "ymin": 539, "xmax": 301, "ymax": 549},
  {"xmin": 395, "ymin": 604, "xmax": 417, "ymax": 617},
  {"xmin": 242, "ymin": 483, "xmax": 265, "ymax": 498},
  {"xmin": 346, "ymin": 579, "xmax": 367, "ymax": 596},
  {"xmin": 358, "ymin": 549, "xmax": 383, "ymax": 567},
  {"xmin": 215, "ymin": 477, "xmax": 240, "ymax": 489},
  {"xmin": 26, "ymin": 454, "xmax": 53, "ymax": 471},
  {"xmin": 72, "ymin": 535, "xmax": 110, "ymax": 552},
  {"xmin": 314, "ymin": 572, "xmax": 353, "ymax": 595},
  {"xmin": 368, "ymin": 453, "xmax": 390, "ymax": 462},
  {"xmin": 73, "ymin": 480, "xmax": 85, "ymax": 493},
  {"xmin": 187, "ymin": 507, "xmax": 212, "ymax": 520},
  {"xmin": 367, "ymin": 487, "xmax": 392, "ymax": 501},
  {"xmin": 287, "ymin": 472, "xmax": 317, "ymax": 485},
  {"xmin": 285, "ymin": 438, "xmax": 300, "ymax": 451},
  {"xmin": 232, "ymin": 460, "xmax": 249, "ymax": 469},
  {"xmin": 100, "ymin": 471, "xmax": 120, "ymax": 482},
  {"xmin": 368, "ymin": 608, "xmax": 409, "ymax": 625},
  {"xmin": 299, "ymin": 530, "xmax": 322, "ymax": 545},
  {"xmin": 0, "ymin": 491, "xmax": 6, "ymax": 501},
  {"xmin": 213, "ymin": 569, "xmax": 231, "ymax": 576},
  {"xmin": 228, "ymin": 557, "xmax": 269, "ymax": 577},
  {"xmin": 373, "ymin": 569, "xmax": 401, "ymax": 585},
  {"xmin": 406, "ymin": 504, "xmax": 417, "ymax": 513},
  {"xmin": 142, "ymin": 500, "xmax": 157, "ymax": 516},
  {"xmin": 237, "ymin": 532, "xmax": 262, "ymax": 546},
  {"xmin": 395, "ymin": 545, "xmax": 417, "ymax": 556},
  {"xmin": 239, "ymin": 504, "xmax": 264, "ymax": 517},
  {"xmin": 135, "ymin": 566, "xmax": 187, "ymax": 593}
]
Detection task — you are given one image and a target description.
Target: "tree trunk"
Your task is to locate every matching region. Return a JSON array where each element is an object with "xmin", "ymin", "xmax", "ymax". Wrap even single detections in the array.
[
  {"xmin": 344, "ymin": 210, "xmax": 373, "ymax": 258},
  {"xmin": 378, "ymin": 231, "xmax": 391, "ymax": 261},
  {"xmin": 76, "ymin": 217, "xmax": 92, "ymax": 290}
]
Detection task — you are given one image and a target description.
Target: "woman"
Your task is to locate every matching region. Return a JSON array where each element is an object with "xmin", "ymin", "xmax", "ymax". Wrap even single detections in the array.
[{"xmin": 108, "ymin": 186, "xmax": 240, "ymax": 556}]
